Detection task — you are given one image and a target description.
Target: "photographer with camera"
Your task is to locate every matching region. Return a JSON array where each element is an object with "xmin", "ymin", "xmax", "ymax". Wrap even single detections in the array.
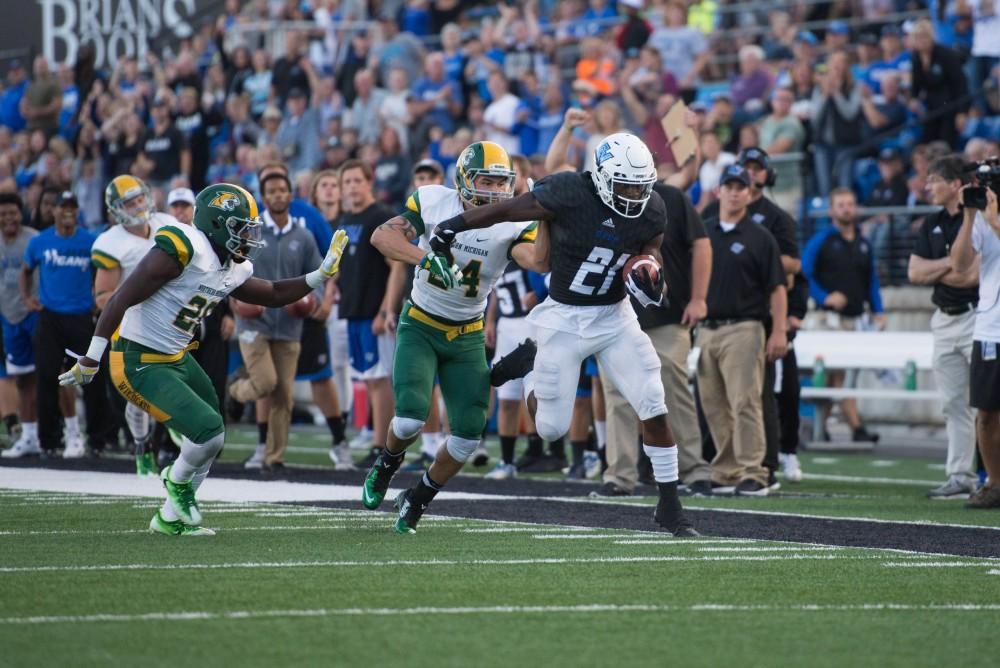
[{"xmin": 950, "ymin": 161, "xmax": 1000, "ymax": 509}]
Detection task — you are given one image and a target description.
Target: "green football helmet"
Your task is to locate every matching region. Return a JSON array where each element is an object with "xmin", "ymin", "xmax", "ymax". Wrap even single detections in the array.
[
  {"xmin": 455, "ymin": 141, "xmax": 516, "ymax": 206},
  {"xmin": 193, "ymin": 183, "xmax": 264, "ymax": 263}
]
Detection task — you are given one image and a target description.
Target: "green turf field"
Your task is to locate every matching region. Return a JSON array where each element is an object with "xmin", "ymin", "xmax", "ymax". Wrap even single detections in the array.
[{"xmin": 1, "ymin": 482, "xmax": 998, "ymax": 667}]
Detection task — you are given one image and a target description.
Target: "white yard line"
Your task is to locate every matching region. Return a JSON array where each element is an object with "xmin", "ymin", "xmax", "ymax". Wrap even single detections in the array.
[
  {"xmin": 882, "ymin": 562, "xmax": 995, "ymax": 568},
  {"xmin": 0, "ymin": 554, "xmax": 921, "ymax": 574},
  {"xmin": 3, "ymin": 602, "xmax": 1000, "ymax": 625},
  {"xmin": 799, "ymin": 473, "xmax": 939, "ymax": 486}
]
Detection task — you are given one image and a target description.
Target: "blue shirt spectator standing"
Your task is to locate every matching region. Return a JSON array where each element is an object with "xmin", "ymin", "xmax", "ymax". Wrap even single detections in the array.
[{"xmin": 20, "ymin": 192, "xmax": 109, "ymax": 457}]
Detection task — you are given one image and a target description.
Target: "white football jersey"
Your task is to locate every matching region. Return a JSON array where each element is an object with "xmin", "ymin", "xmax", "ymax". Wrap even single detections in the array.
[
  {"xmin": 119, "ymin": 224, "xmax": 253, "ymax": 354},
  {"xmin": 91, "ymin": 212, "xmax": 176, "ymax": 280},
  {"xmin": 403, "ymin": 185, "xmax": 536, "ymax": 321}
]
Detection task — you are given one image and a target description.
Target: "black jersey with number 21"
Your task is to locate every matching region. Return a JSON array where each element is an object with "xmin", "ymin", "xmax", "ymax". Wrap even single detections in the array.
[{"xmin": 531, "ymin": 171, "xmax": 666, "ymax": 306}]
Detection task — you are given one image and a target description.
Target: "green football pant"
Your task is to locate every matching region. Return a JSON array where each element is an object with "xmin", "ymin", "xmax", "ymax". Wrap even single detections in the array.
[
  {"xmin": 109, "ymin": 337, "xmax": 225, "ymax": 444},
  {"xmin": 392, "ymin": 303, "xmax": 490, "ymax": 440}
]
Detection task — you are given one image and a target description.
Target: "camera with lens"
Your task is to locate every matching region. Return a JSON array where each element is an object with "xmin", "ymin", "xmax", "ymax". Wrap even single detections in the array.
[{"xmin": 962, "ymin": 157, "xmax": 1000, "ymax": 210}]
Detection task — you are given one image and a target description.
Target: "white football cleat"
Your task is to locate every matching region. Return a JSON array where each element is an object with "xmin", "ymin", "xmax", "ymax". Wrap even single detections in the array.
[
  {"xmin": 780, "ymin": 453, "xmax": 803, "ymax": 483},
  {"xmin": 244, "ymin": 444, "xmax": 265, "ymax": 470},
  {"xmin": 1, "ymin": 434, "xmax": 42, "ymax": 458},
  {"xmin": 62, "ymin": 432, "xmax": 86, "ymax": 459},
  {"xmin": 329, "ymin": 441, "xmax": 356, "ymax": 470},
  {"xmin": 484, "ymin": 462, "xmax": 517, "ymax": 480}
]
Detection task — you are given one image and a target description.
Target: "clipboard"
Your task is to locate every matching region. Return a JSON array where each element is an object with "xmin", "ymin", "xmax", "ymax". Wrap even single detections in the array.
[{"xmin": 661, "ymin": 100, "xmax": 697, "ymax": 166}]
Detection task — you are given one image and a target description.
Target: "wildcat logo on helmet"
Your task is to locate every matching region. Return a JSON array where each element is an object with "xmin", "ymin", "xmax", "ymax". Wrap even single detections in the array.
[
  {"xmin": 208, "ymin": 192, "xmax": 241, "ymax": 212},
  {"xmin": 595, "ymin": 142, "xmax": 612, "ymax": 167}
]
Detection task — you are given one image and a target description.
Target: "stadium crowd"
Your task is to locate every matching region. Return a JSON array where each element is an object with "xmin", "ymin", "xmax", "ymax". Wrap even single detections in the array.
[{"xmin": 0, "ymin": 0, "xmax": 998, "ymax": 508}]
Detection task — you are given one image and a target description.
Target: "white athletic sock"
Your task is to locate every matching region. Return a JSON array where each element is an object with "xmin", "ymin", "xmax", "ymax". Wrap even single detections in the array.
[
  {"xmin": 420, "ymin": 432, "xmax": 442, "ymax": 457},
  {"xmin": 642, "ymin": 444, "xmax": 678, "ymax": 483},
  {"xmin": 22, "ymin": 422, "xmax": 38, "ymax": 440},
  {"xmin": 170, "ymin": 434, "xmax": 226, "ymax": 483},
  {"xmin": 64, "ymin": 416, "xmax": 80, "ymax": 435},
  {"xmin": 595, "ymin": 420, "xmax": 607, "ymax": 450}
]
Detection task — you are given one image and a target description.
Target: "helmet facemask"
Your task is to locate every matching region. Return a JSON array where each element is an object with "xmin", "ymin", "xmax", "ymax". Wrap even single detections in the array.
[
  {"xmin": 109, "ymin": 182, "xmax": 154, "ymax": 228},
  {"xmin": 224, "ymin": 215, "xmax": 264, "ymax": 263},
  {"xmin": 460, "ymin": 170, "xmax": 516, "ymax": 207},
  {"xmin": 594, "ymin": 169, "xmax": 656, "ymax": 218}
]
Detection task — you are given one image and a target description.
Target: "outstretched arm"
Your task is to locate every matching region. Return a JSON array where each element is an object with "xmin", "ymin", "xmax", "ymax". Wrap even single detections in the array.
[
  {"xmin": 232, "ymin": 228, "xmax": 350, "ymax": 306},
  {"xmin": 371, "ymin": 216, "xmax": 425, "ymax": 265},
  {"xmin": 437, "ymin": 192, "xmax": 553, "ymax": 234}
]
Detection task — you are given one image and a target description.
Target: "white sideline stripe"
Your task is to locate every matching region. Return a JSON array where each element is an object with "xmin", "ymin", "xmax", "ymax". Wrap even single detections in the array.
[
  {"xmin": 800, "ymin": 472, "xmax": 939, "ymax": 486},
  {"xmin": 532, "ymin": 534, "xmax": 658, "ymax": 540},
  {"xmin": 988, "ymin": 569, "xmax": 1000, "ymax": 575},
  {"xmin": 0, "ymin": 555, "xmax": 908, "ymax": 573},
  {"xmin": 4, "ymin": 603, "xmax": 1000, "ymax": 625},
  {"xmin": 697, "ymin": 546, "xmax": 843, "ymax": 552},
  {"xmin": 463, "ymin": 527, "xmax": 597, "ymax": 533},
  {"xmin": 882, "ymin": 562, "xmax": 995, "ymax": 568}
]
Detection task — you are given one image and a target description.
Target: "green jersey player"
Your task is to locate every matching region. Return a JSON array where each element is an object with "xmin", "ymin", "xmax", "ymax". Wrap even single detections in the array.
[
  {"xmin": 59, "ymin": 183, "xmax": 348, "ymax": 536},
  {"xmin": 367, "ymin": 141, "xmax": 548, "ymax": 533}
]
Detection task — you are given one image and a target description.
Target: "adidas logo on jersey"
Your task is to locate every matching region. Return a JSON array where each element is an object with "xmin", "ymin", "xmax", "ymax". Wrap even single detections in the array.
[{"xmin": 601, "ymin": 219, "xmax": 615, "ymax": 228}]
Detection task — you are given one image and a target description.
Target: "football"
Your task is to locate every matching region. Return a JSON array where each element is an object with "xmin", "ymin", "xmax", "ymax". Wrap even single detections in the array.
[
  {"xmin": 231, "ymin": 299, "xmax": 264, "ymax": 319},
  {"xmin": 624, "ymin": 254, "xmax": 661, "ymax": 282},
  {"xmin": 283, "ymin": 293, "xmax": 317, "ymax": 318}
]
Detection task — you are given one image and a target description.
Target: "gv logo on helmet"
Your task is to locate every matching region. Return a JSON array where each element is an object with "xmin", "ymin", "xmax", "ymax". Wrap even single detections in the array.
[
  {"xmin": 208, "ymin": 192, "xmax": 240, "ymax": 212},
  {"xmin": 595, "ymin": 142, "xmax": 612, "ymax": 167}
]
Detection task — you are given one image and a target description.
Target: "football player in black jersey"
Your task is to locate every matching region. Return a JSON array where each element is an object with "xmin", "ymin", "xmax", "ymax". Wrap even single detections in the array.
[{"xmin": 429, "ymin": 133, "xmax": 697, "ymax": 536}]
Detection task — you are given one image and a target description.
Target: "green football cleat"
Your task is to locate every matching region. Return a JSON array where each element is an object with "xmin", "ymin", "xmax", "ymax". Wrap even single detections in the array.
[
  {"xmin": 393, "ymin": 488, "xmax": 426, "ymax": 535},
  {"xmin": 160, "ymin": 465, "xmax": 202, "ymax": 525},
  {"xmin": 136, "ymin": 451, "xmax": 157, "ymax": 477},
  {"xmin": 361, "ymin": 451, "xmax": 402, "ymax": 510},
  {"xmin": 149, "ymin": 511, "xmax": 215, "ymax": 536}
]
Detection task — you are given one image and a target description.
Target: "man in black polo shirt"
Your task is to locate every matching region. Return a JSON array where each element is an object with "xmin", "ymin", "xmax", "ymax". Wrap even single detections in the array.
[
  {"xmin": 698, "ymin": 165, "xmax": 787, "ymax": 496},
  {"xmin": 909, "ymin": 155, "xmax": 980, "ymax": 498},
  {"xmin": 594, "ymin": 181, "xmax": 713, "ymax": 497},
  {"xmin": 802, "ymin": 187, "xmax": 884, "ymax": 443},
  {"xmin": 702, "ymin": 147, "xmax": 801, "ymax": 487}
]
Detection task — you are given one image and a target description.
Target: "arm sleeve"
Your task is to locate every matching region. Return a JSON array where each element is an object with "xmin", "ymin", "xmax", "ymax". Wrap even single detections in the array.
[
  {"xmin": 801, "ymin": 230, "xmax": 830, "ymax": 305},
  {"xmin": 154, "ymin": 225, "xmax": 195, "ymax": 269},
  {"xmin": 400, "ymin": 189, "xmax": 426, "ymax": 235}
]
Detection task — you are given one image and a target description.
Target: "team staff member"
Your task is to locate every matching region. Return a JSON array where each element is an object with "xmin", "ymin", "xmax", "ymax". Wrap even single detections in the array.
[
  {"xmin": 595, "ymin": 181, "xmax": 713, "ymax": 497},
  {"xmin": 697, "ymin": 165, "xmax": 787, "ymax": 496},
  {"xmin": 802, "ymin": 187, "xmax": 884, "ymax": 443},
  {"xmin": 167, "ymin": 188, "xmax": 196, "ymax": 224},
  {"xmin": 909, "ymin": 155, "xmax": 980, "ymax": 499},
  {"xmin": 230, "ymin": 173, "xmax": 322, "ymax": 472},
  {"xmin": 20, "ymin": 192, "xmax": 109, "ymax": 457},
  {"xmin": 703, "ymin": 147, "xmax": 800, "ymax": 486},
  {"xmin": 335, "ymin": 159, "xmax": 404, "ymax": 469},
  {"xmin": 949, "ymin": 185, "xmax": 999, "ymax": 509},
  {"xmin": 0, "ymin": 193, "xmax": 40, "ymax": 458}
]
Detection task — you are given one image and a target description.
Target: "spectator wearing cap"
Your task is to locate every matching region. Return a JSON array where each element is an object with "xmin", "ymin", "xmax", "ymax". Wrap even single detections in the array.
[
  {"xmin": 908, "ymin": 155, "xmax": 979, "ymax": 499},
  {"xmin": 759, "ymin": 88, "xmax": 806, "ymax": 213},
  {"xmin": 0, "ymin": 61, "xmax": 29, "ymax": 132},
  {"xmin": 854, "ymin": 32, "xmax": 883, "ymax": 92},
  {"xmin": 617, "ymin": 0, "xmax": 652, "ymax": 53},
  {"xmin": 698, "ymin": 164, "xmax": 788, "ymax": 496},
  {"xmin": 825, "ymin": 20, "xmax": 851, "ymax": 52},
  {"xmin": 812, "ymin": 51, "xmax": 863, "ymax": 193},
  {"xmin": 647, "ymin": 1, "xmax": 710, "ymax": 96},
  {"xmin": 864, "ymin": 147, "xmax": 911, "ymax": 275},
  {"xmin": 0, "ymin": 192, "xmax": 39, "ymax": 458},
  {"xmin": 20, "ymin": 57, "xmax": 61, "ymax": 137},
  {"xmin": 19, "ymin": 192, "xmax": 109, "ymax": 457},
  {"xmin": 412, "ymin": 159, "xmax": 444, "ymax": 188},
  {"xmin": 792, "ymin": 31, "xmax": 819, "ymax": 64},
  {"xmin": 141, "ymin": 97, "xmax": 190, "ymax": 195},
  {"xmin": 910, "ymin": 19, "xmax": 968, "ymax": 147},
  {"xmin": 276, "ymin": 87, "xmax": 323, "ymax": 173},
  {"xmin": 871, "ymin": 25, "xmax": 913, "ymax": 90},
  {"xmin": 167, "ymin": 188, "xmax": 195, "ymax": 225},
  {"xmin": 731, "ymin": 45, "xmax": 774, "ymax": 121},
  {"xmin": 802, "ymin": 187, "xmax": 884, "ymax": 443}
]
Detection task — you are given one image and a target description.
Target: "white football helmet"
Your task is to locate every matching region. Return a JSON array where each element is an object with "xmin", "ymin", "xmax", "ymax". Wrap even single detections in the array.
[{"xmin": 591, "ymin": 133, "xmax": 657, "ymax": 218}]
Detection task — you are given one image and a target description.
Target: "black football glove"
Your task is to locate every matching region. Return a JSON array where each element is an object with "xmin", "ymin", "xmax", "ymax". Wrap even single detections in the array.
[
  {"xmin": 429, "ymin": 225, "xmax": 458, "ymax": 267},
  {"xmin": 626, "ymin": 266, "xmax": 665, "ymax": 308}
]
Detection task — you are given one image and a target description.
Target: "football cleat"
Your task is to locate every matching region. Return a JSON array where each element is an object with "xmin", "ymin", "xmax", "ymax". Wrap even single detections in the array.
[
  {"xmin": 393, "ymin": 488, "xmax": 427, "ymax": 535},
  {"xmin": 149, "ymin": 511, "xmax": 216, "ymax": 536},
  {"xmin": 161, "ymin": 465, "xmax": 202, "ymax": 526},
  {"xmin": 329, "ymin": 441, "xmax": 356, "ymax": 470},
  {"xmin": 484, "ymin": 462, "xmax": 517, "ymax": 480},
  {"xmin": 136, "ymin": 451, "xmax": 157, "ymax": 477},
  {"xmin": 470, "ymin": 445, "xmax": 490, "ymax": 467},
  {"xmin": 62, "ymin": 432, "xmax": 86, "ymax": 459},
  {"xmin": 490, "ymin": 338, "xmax": 536, "ymax": 387},
  {"xmin": 361, "ymin": 451, "xmax": 402, "ymax": 510},
  {"xmin": 1, "ymin": 434, "xmax": 42, "ymax": 458}
]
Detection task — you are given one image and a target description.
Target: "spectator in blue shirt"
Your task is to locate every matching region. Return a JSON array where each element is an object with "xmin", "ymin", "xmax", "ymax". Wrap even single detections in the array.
[
  {"xmin": 513, "ymin": 71, "xmax": 544, "ymax": 157},
  {"xmin": 411, "ymin": 52, "xmax": 464, "ymax": 135},
  {"xmin": 0, "ymin": 61, "xmax": 28, "ymax": 132},
  {"xmin": 20, "ymin": 192, "xmax": 109, "ymax": 457}
]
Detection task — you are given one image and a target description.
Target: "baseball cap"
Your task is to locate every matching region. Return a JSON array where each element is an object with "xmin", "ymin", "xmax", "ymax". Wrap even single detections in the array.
[
  {"xmin": 878, "ymin": 146, "xmax": 902, "ymax": 162},
  {"xmin": 413, "ymin": 159, "xmax": 444, "ymax": 176},
  {"xmin": 56, "ymin": 191, "xmax": 78, "ymax": 208},
  {"xmin": 287, "ymin": 87, "xmax": 307, "ymax": 100},
  {"xmin": 739, "ymin": 147, "xmax": 771, "ymax": 171},
  {"xmin": 621, "ymin": 0, "xmax": 644, "ymax": 8},
  {"xmin": 690, "ymin": 101, "xmax": 709, "ymax": 113},
  {"xmin": 167, "ymin": 187, "xmax": 195, "ymax": 206},
  {"xmin": 795, "ymin": 31, "xmax": 818, "ymax": 45},
  {"xmin": 858, "ymin": 32, "xmax": 879, "ymax": 46},
  {"xmin": 828, "ymin": 20, "xmax": 849, "ymax": 36},
  {"xmin": 881, "ymin": 24, "xmax": 902, "ymax": 38},
  {"xmin": 719, "ymin": 164, "xmax": 751, "ymax": 188}
]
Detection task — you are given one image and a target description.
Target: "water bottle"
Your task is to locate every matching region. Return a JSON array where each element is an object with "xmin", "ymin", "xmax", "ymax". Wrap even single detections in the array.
[
  {"xmin": 904, "ymin": 359, "xmax": 917, "ymax": 391},
  {"xmin": 813, "ymin": 356, "xmax": 827, "ymax": 388}
]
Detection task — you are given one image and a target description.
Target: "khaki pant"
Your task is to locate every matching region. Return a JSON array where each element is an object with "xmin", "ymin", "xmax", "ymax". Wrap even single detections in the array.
[
  {"xmin": 931, "ymin": 308, "xmax": 977, "ymax": 482},
  {"xmin": 230, "ymin": 335, "xmax": 301, "ymax": 466},
  {"xmin": 696, "ymin": 320, "xmax": 768, "ymax": 486},
  {"xmin": 602, "ymin": 324, "xmax": 710, "ymax": 492}
]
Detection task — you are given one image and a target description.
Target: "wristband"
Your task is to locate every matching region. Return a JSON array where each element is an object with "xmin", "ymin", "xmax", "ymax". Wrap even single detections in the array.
[
  {"xmin": 86, "ymin": 336, "xmax": 108, "ymax": 361},
  {"xmin": 438, "ymin": 214, "xmax": 467, "ymax": 234},
  {"xmin": 305, "ymin": 269, "xmax": 325, "ymax": 289}
]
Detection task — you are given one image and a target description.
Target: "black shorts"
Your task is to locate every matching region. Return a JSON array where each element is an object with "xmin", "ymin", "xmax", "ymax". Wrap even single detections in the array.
[
  {"xmin": 970, "ymin": 340, "xmax": 1000, "ymax": 411},
  {"xmin": 295, "ymin": 318, "xmax": 333, "ymax": 381}
]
